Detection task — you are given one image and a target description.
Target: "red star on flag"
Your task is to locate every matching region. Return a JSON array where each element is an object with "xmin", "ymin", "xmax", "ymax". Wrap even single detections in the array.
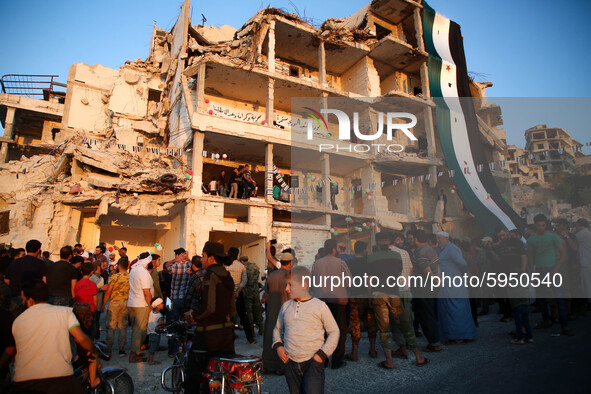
[{"xmin": 445, "ymin": 65, "xmax": 451, "ymax": 71}]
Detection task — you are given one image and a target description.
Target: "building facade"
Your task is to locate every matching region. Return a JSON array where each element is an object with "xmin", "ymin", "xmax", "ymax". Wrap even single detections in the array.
[{"xmin": 0, "ymin": 0, "xmax": 512, "ymax": 265}]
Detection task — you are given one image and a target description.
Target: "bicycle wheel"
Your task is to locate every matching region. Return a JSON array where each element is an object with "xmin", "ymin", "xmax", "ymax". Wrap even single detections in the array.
[
  {"xmin": 171, "ymin": 353, "xmax": 185, "ymax": 393},
  {"xmin": 104, "ymin": 371, "xmax": 134, "ymax": 394}
]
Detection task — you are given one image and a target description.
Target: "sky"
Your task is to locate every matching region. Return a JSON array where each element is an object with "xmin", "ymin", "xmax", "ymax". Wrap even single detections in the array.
[{"xmin": 1, "ymin": 0, "xmax": 590, "ymax": 152}]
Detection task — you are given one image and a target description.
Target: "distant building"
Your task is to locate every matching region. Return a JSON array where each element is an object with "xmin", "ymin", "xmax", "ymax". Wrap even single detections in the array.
[
  {"xmin": 506, "ymin": 144, "xmax": 545, "ymax": 186},
  {"xmin": 524, "ymin": 124, "xmax": 583, "ymax": 184}
]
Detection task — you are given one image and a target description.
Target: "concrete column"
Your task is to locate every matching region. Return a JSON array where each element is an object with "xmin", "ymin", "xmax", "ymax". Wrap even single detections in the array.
[
  {"xmin": 420, "ymin": 63, "xmax": 430, "ymax": 98},
  {"xmin": 413, "ymin": 6, "xmax": 430, "ymax": 97},
  {"xmin": 268, "ymin": 21, "xmax": 276, "ymax": 73},
  {"xmin": 413, "ymin": 7, "xmax": 425, "ymax": 52},
  {"xmin": 2, "ymin": 107, "xmax": 17, "ymax": 162},
  {"xmin": 195, "ymin": 63, "xmax": 206, "ymax": 113},
  {"xmin": 321, "ymin": 153, "xmax": 330, "ymax": 209},
  {"xmin": 191, "ymin": 131, "xmax": 205, "ymax": 196},
  {"xmin": 266, "ymin": 78, "xmax": 275, "ymax": 126},
  {"xmin": 265, "ymin": 143, "xmax": 274, "ymax": 203},
  {"xmin": 3, "ymin": 107, "xmax": 16, "ymax": 139},
  {"xmin": 318, "ymin": 41, "xmax": 326, "ymax": 87},
  {"xmin": 429, "ymin": 165, "xmax": 437, "ymax": 188},
  {"xmin": 423, "ymin": 106, "xmax": 436, "ymax": 158},
  {"xmin": 0, "ymin": 143, "xmax": 8, "ymax": 164}
]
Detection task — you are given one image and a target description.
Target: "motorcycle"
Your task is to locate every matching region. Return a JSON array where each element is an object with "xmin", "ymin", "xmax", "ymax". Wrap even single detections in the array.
[
  {"xmin": 74, "ymin": 341, "xmax": 134, "ymax": 394},
  {"xmin": 158, "ymin": 321, "xmax": 263, "ymax": 393}
]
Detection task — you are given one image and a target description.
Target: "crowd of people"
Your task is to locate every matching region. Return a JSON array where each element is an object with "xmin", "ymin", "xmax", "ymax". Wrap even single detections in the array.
[{"xmin": 1, "ymin": 213, "xmax": 590, "ymax": 393}]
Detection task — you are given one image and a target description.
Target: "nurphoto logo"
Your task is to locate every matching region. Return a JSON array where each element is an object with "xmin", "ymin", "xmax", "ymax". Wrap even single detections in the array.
[{"xmin": 304, "ymin": 107, "xmax": 418, "ymax": 153}]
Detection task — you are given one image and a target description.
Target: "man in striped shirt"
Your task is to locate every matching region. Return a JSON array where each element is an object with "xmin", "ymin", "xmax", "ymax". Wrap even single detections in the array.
[{"xmin": 164, "ymin": 247, "xmax": 190, "ymax": 356}]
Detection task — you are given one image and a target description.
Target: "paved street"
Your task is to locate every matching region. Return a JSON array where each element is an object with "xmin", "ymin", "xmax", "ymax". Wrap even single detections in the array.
[{"xmin": 101, "ymin": 306, "xmax": 590, "ymax": 393}]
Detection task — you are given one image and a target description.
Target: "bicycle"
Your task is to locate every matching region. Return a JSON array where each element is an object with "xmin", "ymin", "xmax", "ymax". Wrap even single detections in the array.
[
  {"xmin": 158, "ymin": 321, "xmax": 193, "ymax": 393},
  {"xmin": 159, "ymin": 320, "xmax": 263, "ymax": 393}
]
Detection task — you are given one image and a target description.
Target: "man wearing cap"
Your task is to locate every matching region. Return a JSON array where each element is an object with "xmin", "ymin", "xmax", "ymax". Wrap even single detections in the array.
[
  {"xmin": 262, "ymin": 251, "xmax": 292, "ymax": 375},
  {"xmin": 436, "ymin": 231, "xmax": 477, "ymax": 343},
  {"xmin": 127, "ymin": 252, "xmax": 154, "ymax": 362},
  {"xmin": 164, "ymin": 247, "xmax": 191, "ymax": 356},
  {"xmin": 225, "ymin": 248, "xmax": 255, "ymax": 344},
  {"xmin": 185, "ymin": 241, "xmax": 236, "ymax": 393}
]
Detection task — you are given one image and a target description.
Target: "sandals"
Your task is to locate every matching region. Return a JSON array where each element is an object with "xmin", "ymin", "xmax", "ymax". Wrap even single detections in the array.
[
  {"xmin": 392, "ymin": 348, "xmax": 408, "ymax": 359},
  {"xmin": 377, "ymin": 360, "xmax": 394, "ymax": 369},
  {"xmin": 416, "ymin": 358, "xmax": 431, "ymax": 367},
  {"xmin": 423, "ymin": 344, "xmax": 443, "ymax": 352}
]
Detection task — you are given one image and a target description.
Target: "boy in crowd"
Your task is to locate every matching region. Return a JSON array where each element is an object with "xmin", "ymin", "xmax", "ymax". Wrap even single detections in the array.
[
  {"xmin": 74, "ymin": 263, "xmax": 98, "ymax": 336},
  {"xmin": 147, "ymin": 297, "xmax": 165, "ymax": 365},
  {"xmin": 273, "ymin": 266, "xmax": 339, "ymax": 394}
]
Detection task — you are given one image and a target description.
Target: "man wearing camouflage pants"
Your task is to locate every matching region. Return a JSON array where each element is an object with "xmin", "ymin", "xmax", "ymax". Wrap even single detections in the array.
[{"xmin": 242, "ymin": 256, "xmax": 264, "ymax": 335}]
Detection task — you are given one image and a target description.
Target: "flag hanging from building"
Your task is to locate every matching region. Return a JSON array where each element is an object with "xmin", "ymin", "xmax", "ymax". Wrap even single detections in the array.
[{"xmin": 423, "ymin": 2, "xmax": 524, "ymax": 235}]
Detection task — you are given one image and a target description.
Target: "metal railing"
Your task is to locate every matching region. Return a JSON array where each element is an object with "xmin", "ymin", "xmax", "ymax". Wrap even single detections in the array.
[{"xmin": 0, "ymin": 74, "xmax": 66, "ymax": 101}]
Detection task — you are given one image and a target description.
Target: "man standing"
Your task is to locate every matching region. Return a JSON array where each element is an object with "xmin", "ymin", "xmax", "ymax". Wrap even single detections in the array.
[
  {"xmin": 311, "ymin": 239, "xmax": 351, "ymax": 369},
  {"xmin": 46, "ymin": 246, "xmax": 78, "ymax": 307},
  {"xmin": 94, "ymin": 245, "xmax": 108, "ymax": 266},
  {"xmin": 389, "ymin": 232, "xmax": 415, "ymax": 359},
  {"xmin": 226, "ymin": 248, "xmax": 255, "ymax": 344},
  {"xmin": 164, "ymin": 247, "xmax": 191, "ymax": 356},
  {"xmin": 490, "ymin": 226, "xmax": 527, "ymax": 322},
  {"xmin": 262, "ymin": 252, "xmax": 292, "ymax": 375},
  {"xmin": 150, "ymin": 254, "xmax": 163, "ymax": 300},
  {"xmin": 370, "ymin": 233, "xmax": 428, "ymax": 369},
  {"xmin": 413, "ymin": 230, "xmax": 442, "ymax": 352},
  {"xmin": 436, "ymin": 231, "xmax": 477, "ymax": 343},
  {"xmin": 574, "ymin": 219, "xmax": 591, "ymax": 301},
  {"xmin": 528, "ymin": 214, "xmax": 572, "ymax": 335},
  {"xmin": 186, "ymin": 242, "xmax": 236, "ymax": 394},
  {"xmin": 103, "ymin": 258, "xmax": 130, "ymax": 357},
  {"xmin": 164, "ymin": 248, "xmax": 191, "ymax": 318},
  {"xmin": 90, "ymin": 262, "xmax": 105, "ymax": 340},
  {"xmin": 345, "ymin": 241, "xmax": 377, "ymax": 361},
  {"xmin": 243, "ymin": 255, "xmax": 264, "ymax": 336},
  {"xmin": 182, "ymin": 256, "xmax": 205, "ymax": 318},
  {"xmin": 5, "ymin": 239, "xmax": 46, "ymax": 315},
  {"xmin": 127, "ymin": 252, "xmax": 154, "ymax": 362},
  {"xmin": 438, "ymin": 189, "xmax": 448, "ymax": 216},
  {"xmin": 11, "ymin": 280, "xmax": 96, "ymax": 394}
]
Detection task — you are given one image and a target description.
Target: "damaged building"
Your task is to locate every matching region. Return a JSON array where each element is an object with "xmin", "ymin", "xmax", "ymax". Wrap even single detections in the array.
[{"xmin": 0, "ymin": 0, "xmax": 513, "ymax": 264}]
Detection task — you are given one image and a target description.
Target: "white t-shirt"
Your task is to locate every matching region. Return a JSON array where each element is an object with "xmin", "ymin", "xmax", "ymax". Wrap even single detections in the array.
[
  {"xmin": 12, "ymin": 303, "xmax": 80, "ymax": 382},
  {"xmin": 128, "ymin": 266, "xmax": 154, "ymax": 307},
  {"xmin": 147, "ymin": 310, "xmax": 163, "ymax": 335}
]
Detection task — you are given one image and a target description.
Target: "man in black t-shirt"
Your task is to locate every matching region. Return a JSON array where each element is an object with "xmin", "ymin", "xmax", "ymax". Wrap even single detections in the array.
[
  {"xmin": 47, "ymin": 246, "xmax": 79, "ymax": 307},
  {"xmin": 489, "ymin": 226, "xmax": 527, "ymax": 321},
  {"xmin": 5, "ymin": 239, "xmax": 46, "ymax": 315}
]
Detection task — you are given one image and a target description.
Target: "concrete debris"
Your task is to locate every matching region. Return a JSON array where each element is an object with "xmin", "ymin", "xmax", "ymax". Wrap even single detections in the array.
[{"xmin": 190, "ymin": 25, "xmax": 237, "ymax": 45}]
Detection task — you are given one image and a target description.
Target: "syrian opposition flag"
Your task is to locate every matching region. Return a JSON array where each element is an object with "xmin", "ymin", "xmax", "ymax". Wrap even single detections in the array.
[{"xmin": 422, "ymin": 2, "xmax": 524, "ymax": 235}]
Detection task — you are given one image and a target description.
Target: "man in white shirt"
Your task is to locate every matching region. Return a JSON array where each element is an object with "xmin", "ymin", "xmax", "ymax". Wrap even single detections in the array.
[
  {"xmin": 12, "ymin": 280, "xmax": 96, "ymax": 394},
  {"xmin": 127, "ymin": 252, "xmax": 154, "ymax": 363}
]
